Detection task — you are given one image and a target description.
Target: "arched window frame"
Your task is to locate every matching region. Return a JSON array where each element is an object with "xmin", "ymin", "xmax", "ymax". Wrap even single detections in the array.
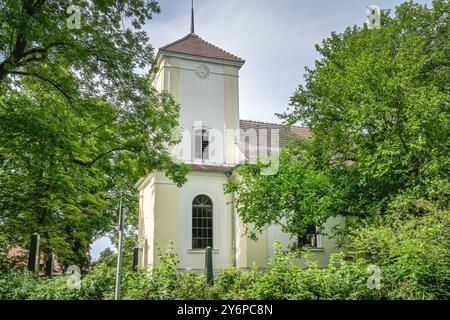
[{"xmin": 191, "ymin": 194, "xmax": 214, "ymax": 250}]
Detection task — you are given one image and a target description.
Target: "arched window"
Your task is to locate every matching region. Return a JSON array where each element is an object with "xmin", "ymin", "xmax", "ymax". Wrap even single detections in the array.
[
  {"xmin": 192, "ymin": 195, "xmax": 213, "ymax": 249},
  {"xmin": 194, "ymin": 129, "xmax": 209, "ymax": 161}
]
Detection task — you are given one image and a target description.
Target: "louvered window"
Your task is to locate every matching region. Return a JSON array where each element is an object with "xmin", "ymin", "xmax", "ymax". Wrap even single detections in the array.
[{"xmin": 194, "ymin": 129, "xmax": 209, "ymax": 161}]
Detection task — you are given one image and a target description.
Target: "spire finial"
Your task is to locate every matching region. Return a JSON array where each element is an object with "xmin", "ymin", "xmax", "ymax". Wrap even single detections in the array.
[{"xmin": 191, "ymin": 0, "xmax": 195, "ymax": 34}]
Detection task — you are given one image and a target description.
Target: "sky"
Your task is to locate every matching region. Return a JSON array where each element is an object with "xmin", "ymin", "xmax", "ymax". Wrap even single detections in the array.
[
  {"xmin": 143, "ymin": 0, "xmax": 432, "ymax": 124},
  {"xmin": 90, "ymin": 0, "xmax": 433, "ymax": 260}
]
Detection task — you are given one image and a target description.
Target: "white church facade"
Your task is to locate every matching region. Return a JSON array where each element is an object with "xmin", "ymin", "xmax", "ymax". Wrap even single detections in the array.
[{"xmin": 136, "ymin": 26, "xmax": 344, "ymax": 270}]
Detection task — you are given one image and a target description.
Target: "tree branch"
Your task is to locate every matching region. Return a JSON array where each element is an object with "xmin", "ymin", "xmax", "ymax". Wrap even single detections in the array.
[
  {"xmin": 0, "ymin": 32, "xmax": 27, "ymax": 80},
  {"xmin": 79, "ymin": 115, "xmax": 119, "ymax": 138},
  {"xmin": 71, "ymin": 147, "xmax": 128, "ymax": 167},
  {"xmin": 10, "ymin": 71, "xmax": 73, "ymax": 104}
]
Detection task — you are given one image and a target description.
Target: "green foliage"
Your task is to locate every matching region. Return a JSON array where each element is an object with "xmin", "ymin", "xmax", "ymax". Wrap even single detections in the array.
[
  {"xmin": 226, "ymin": 0, "xmax": 449, "ymax": 245},
  {"xmin": 209, "ymin": 265, "xmax": 259, "ymax": 300},
  {"xmin": 1, "ymin": 221, "xmax": 448, "ymax": 300},
  {"xmin": 0, "ymin": 234, "xmax": 12, "ymax": 272},
  {"xmin": 212, "ymin": 212, "xmax": 448, "ymax": 300},
  {"xmin": 226, "ymin": 138, "xmax": 345, "ymax": 240},
  {"xmin": 348, "ymin": 206, "xmax": 450, "ymax": 300},
  {"xmin": 0, "ymin": 270, "xmax": 78, "ymax": 300},
  {"xmin": 0, "ymin": 256, "xmax": 116, "ymax": 300},
  {"xmin": 80, "ymin": 261, "xmax": 116, "ymax": 300},
  {"xmin": 0, "ymin": 0, "xmax": 189, "ymax": 267},
  {"xmin": 208, "ymin": 243, "xmax": 377, "ymax": 300},
  {"xmin": 210, "ymin": 209, "xmax": 448, "ymax": 300},
  {"xmin": 0, "ymin": 270, "xmax": 36, "ymax": 300},
  {"xmin": 280, "ymin": 0, "xmax": 449, "ymax": 218},
  {"xmin": 123, "ymin": 244, "xmax": 208, "ymax": 300}
]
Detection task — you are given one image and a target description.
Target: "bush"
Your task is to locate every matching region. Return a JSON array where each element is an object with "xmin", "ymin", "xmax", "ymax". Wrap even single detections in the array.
[
  {"xmin": 210, "ymin": 246, "xmax": 379, "ymax": 300},
  {"xmin": 0, "ymin": 212, "xmax": 448, "ymax": 300},
  {"xmin": 123, "ymin": 245, "xmax": 208, "ymax": 300},
  {"xmin": 0, "ymin": 270, "xmax": 38, "ymax": 300},
  {"xmin": 209, "ymin": 266, "xmax": 259, "ymax": 300},
  {"xmin": 80, "ymin": 262, "xmax": 115, "ymax": 300},
  {"xmin": 0, "ymin": 259, "xmax": 116, "ymax": 300},
  {"xmin": 0, "ymin": 271, "xmax": 82, "ymax": 300},
  {"xmin": 210, "ymin": 207, "xmax": 449, "ymax": 301},
  {"xmin": 348, "ymin": 207, "xmax": 450, "ymax": 300}
]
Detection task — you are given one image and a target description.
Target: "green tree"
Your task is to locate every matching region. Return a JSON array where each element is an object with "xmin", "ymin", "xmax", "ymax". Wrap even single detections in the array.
[
  {"xmin": 228, "ymin": 0, "xmax": 449, "ymax": 238},
  {"xmin": 0, "ymin": 0, "xmax": 189, "ymax": 268},
  {"xmin": 94, "ymin": 234, "xmax": 138, "ymax": 271},
  {"xmin": 281, "ymin": 0, "xmax": 449, "ymax": 216},
  {"xmin": 226, "ymin": 138, "xmax": 344, "ymax": 240}
]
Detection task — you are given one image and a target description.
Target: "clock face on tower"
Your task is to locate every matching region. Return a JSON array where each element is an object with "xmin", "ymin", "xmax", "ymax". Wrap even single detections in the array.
[{"xmin": 195, "ymin": 64, "xmax": 210, "ymax": 80}]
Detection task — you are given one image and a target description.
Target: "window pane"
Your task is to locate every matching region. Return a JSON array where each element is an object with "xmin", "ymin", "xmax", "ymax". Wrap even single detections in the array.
[{"xmin": 192, "ymin": 195, "xmax": 213, "ymax": 249}]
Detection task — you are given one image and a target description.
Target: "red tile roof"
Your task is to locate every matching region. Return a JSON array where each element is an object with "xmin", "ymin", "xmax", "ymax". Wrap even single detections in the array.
[
  {"xmin": 239, "ymin": 120, "xmax": 310, "ymax": 160},
  {"xmin": 239, "ymin": 119, "xmax": 309, "ymax": 145},
  {"xmin": 158, "ymin": 33, "xmax": 245, "ymax": 63},
  {"xmin": 7, "ymin": 246, "xmax": 27, "ymax": 258}
]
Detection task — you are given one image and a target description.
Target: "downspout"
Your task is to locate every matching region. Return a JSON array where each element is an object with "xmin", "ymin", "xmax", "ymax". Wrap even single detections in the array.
[{"xmin": 225, "ymin": 171, "xmax": 237, "ymax": 267}]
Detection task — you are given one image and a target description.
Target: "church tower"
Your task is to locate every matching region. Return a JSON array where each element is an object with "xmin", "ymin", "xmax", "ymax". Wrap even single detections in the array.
[
  {"xmin": 136, "ymin": 6, "xmax": 247, "ymax": 270},
  {"xmin": 152, "ymin": 32, "xmax": 245, "ymax": 166},
  {"xmin": 136, "ymin": 4, "xmax": 344, "ymax": 271}
]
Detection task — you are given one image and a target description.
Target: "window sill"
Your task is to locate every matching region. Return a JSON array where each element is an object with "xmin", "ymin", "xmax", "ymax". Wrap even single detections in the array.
[
  {"xmin": 305, "ymin": 247, "xmax": 325, "ymax": 252},
  {"xmin": 187, "ymin": 249, "xmax": 219, "ymax": 254}
]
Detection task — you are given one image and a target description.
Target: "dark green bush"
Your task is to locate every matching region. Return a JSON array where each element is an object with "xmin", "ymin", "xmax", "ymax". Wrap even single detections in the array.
[
  {"xmin": 348, "ymin": 207, "xmax": 450, "ymax": 300},
  {"xmin": 0, "ymin": 211, "xmax": 448, "ymax": 300}
]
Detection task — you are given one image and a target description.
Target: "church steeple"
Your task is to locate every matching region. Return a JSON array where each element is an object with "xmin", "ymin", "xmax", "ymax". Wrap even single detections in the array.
[{"xmin": 190, "ymin": 0, "xmax": 195, "ymax": 34}]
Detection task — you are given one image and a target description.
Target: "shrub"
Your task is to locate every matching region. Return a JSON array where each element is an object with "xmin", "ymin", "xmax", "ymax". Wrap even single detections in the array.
[
  {"xmin": 122, "ymin": 245, "xmax": 208, "ymax": 300},
  {"xmin": 209, "ymin": 265, "xmax": 259, "ymax": 300},
  {"xmin": 0, "ymin": 212, "xmax": 448, "ymax": 301},
  {"xmin": 0, "ymin": 270, "xmax": 38, "ymax": 300},
  {"xmin": 80, "ymin": 262, "xmax": 115, "ymax": 300},
  {"xmin": 0, "ymin": 262, "xmax": 115, "ymax": 300},
  {"xmin": 348, "ymin": 208, "xmax": 450, "ymax": 300}
]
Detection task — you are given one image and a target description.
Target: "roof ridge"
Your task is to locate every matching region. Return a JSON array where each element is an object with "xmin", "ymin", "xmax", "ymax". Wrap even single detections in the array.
[
  {"xmin": 159, "ymin": 33, "xmax": 195, "ymax": 51},
  {"xmin": 240, "ymin": 119, "xmax": 307, "ymax": 129},
  {"xmin": 158, "ymin": 33, "xmax": 244, "ymax": 63},
  {"xmin": 193, "ymin": 34, "xmax": 244, "ymax": 62}
]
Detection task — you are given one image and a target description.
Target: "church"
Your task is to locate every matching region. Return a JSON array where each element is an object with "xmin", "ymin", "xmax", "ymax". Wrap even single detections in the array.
[{"xmin": 136, "ymin": 10, "xmax": 344, "ymax": 270}]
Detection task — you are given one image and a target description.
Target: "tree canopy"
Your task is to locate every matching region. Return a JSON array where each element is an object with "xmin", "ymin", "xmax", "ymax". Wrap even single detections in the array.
[
  {"xmin": 0, "ymin": 0, "xmax": 189, "ymax": 267},
  {"xmin": 227, "ymin": 0, "xmax": 449, "ymax": 239}
]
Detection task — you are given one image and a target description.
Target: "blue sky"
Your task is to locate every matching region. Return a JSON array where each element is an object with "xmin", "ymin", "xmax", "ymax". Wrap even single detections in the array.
[{"xmin": 90, "ymin": 0, "xmax": 433, "ymax": 260}]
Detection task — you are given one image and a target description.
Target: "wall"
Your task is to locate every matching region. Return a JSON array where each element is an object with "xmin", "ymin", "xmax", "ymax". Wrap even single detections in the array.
[
  {"xmin": 161, "ymin": 55, "xmax": 240, "ymax": 165},
  {"xmin": 177, "ymin": 171, "xmax": 233, "ymax": 270},
  {"xmin": 140, "ymin": 175, "xmax": 156, "ymax": 267},
  {"xmin": 246, "ymin": 232, "xmax": 268, "ymax": 269},
  {"xmin": 153, "ymin": 173, "xmax": 180, "ymax": 265}
]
